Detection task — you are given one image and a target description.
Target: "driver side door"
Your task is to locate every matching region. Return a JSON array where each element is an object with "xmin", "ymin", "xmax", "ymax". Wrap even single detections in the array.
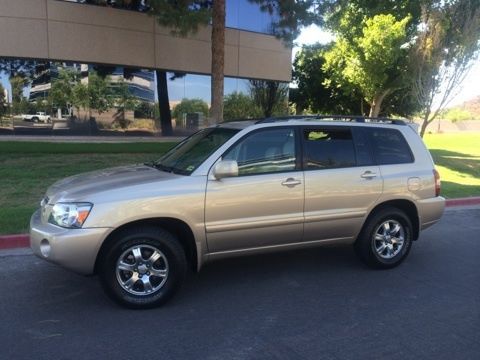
[{"xmin": 205, "ymin": 127, "xmax": 304, "ymax": 253}]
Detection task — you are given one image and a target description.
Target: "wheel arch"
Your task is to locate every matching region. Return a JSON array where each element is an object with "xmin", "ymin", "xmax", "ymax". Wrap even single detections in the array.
[
  {"xmin": 94, "ymin": 217, "xmax": 198, "ymax": 274},
  {"xmin": 361, "ymin": 199, "xmax": 420, "ymax": 241}
]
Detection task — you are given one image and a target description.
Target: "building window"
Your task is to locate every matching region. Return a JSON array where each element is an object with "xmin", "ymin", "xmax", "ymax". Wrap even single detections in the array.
[
  {"xmin": 57, "ymin": 0, "xmax": 279, "ymax": 35},
  {"xmin": 1, "ymin": 57, "xmax": 288, "ymax": 136}
]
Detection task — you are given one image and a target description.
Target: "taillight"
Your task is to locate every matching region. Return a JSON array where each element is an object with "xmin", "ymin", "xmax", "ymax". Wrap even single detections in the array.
[{"xmin": 433, "ymin": 169, "xmax": 441, "ymax": 197}]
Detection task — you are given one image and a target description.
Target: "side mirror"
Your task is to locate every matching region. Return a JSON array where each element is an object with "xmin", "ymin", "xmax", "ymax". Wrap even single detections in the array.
[{"xmin": 212, "ymin": 160, "xmax": 238, "ymax": 180}]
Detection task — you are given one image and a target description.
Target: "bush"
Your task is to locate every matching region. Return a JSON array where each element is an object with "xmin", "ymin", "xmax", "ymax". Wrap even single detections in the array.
[
  {"xmin": 223, "ymin": 92, "xmax": 262, "ymax": 121},
  {"xmin": 172, "ymin": 98, "xmax": 209, "ymax": 120},
  {"xmin": 443, "ymin": 108, "xmax": 473, "ymax": 122},
  {"xmin": 134, "ymin": 101, "xmax": 155, "ymax": 119}
]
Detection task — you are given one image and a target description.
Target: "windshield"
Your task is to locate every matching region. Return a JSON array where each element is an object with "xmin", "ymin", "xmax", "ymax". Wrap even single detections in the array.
[{"xmin": 154, "ymin": 127, "xmax": 239, "ymax": 175}]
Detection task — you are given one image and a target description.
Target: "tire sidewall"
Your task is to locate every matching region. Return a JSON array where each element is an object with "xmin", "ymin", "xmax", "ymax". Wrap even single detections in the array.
[
  {"xmin": 369, "ymin": 210, "xmax": 412, "ymax": 267},
  {"xmin": 100, "ymin": 229, "xmax": 185, "ymax": 309}
]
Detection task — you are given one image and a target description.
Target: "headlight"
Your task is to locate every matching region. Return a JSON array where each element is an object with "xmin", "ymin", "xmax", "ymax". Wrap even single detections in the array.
[{"xmin": 49, "ymin": 203, "xmax": 93, "ymax": 228}]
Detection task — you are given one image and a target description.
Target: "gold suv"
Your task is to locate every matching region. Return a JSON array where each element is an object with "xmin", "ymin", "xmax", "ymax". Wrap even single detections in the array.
[{"xmin": 30, "ymin": 116, "xmax": 445, "ymax": 308}]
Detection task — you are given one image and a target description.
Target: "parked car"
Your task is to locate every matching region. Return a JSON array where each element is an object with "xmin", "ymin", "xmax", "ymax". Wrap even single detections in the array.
[
  {"xmin": 30, "ymin": 116, "xmax": 445, "ymax": 308},
  {"xmin": 22, "ymin": 112, "xmax": 51, "ymax": 123}
]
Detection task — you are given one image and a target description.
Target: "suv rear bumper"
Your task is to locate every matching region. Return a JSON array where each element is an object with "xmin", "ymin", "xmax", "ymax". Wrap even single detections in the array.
[
  {"xmin": 417, "ymin": 196, "xmax": 445, "ymax": 230},
  {"xmin": 30, "ymin": 209, "xmax": 110, "ymax": 275}
]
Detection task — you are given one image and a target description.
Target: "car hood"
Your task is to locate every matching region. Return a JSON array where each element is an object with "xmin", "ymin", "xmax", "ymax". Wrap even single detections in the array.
[{"xmin": 46, "ymin": 164, "xmax": 179, "ymax": 203}]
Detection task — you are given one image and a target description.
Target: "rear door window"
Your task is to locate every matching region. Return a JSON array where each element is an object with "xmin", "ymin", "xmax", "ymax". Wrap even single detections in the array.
[{"xmin": 303, "ymin": 128, "xmax": 356, "ymax": 170}]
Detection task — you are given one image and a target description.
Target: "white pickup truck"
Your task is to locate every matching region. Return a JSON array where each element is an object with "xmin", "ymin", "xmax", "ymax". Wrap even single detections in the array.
[{"xmin": 22, "ymin": 112, "xmax": 51, "ymax": 123}]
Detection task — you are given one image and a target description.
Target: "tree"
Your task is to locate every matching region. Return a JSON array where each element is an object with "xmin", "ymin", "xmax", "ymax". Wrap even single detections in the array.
[
  {"xmin": 0, "ymin": 60, "xmax": 37, "ymax": 115},
  {"xmin": 0, "ymin": 83, "xmax": 6, "ymax": 118},
  {"xmin": 223, "ymin": 92, "xmax": 261, "ymax": 121},
  {"xmin": 249, "ymin": 80, "xmax": 289, "ymax": 118},
  {"xmin": 88, "ymin": 71, "xmax": 112, "ymax": 115},
  {"xmin": 323, "ymin": 14, "xmax": 411, "ymax": 117},
  {"xmin": 111, "ymin": 78, "xmax": 137, "ymax": 128},
  {"xmin": 315, "ymin": 0, "xmax": 427, "ymax": 117},
  {"xmin": 156, "ymin": 70, "xmax": 173, "ymax": 136},
  {"xmin": 72, "ymin": 82, "xmax": 89, "ymax": 116},
  {"xmin": 172, "ymin": 98, "xmax": 209, "ymax": 123},
  {"xmin": 292, "ymin": 43, "xmax": 365, "ymax": 115},
  {"xmin": 49, "ymin": 68, "xmax": 81, "ymax": 116},
  {"xmin": 149, "ymin": 0, "xmax": 320, "ymax": 124},
  {"xmin": 410, "ymin": 0, "xmax": 480, "ymax": 136}
]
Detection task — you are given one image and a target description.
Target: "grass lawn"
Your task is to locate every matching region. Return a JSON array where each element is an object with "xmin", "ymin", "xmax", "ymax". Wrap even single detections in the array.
[
  {"xmin": 423, "ymin": 133, "xmax": 480, "ymax": 199},
  {"xmin": 0, "ymin": 133, "xmax": 479, "ymax": 235},
  {"xmin": 0, "ymin": 142, "xmax": 176, "ymax": 235}
]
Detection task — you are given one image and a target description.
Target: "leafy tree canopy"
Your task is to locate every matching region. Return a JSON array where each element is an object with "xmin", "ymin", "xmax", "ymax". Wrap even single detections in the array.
[
  {"xmin": 172, "ymin": 98, "xmax": 209, "ymax": 120},
  {"xmin": 292, "ymin": 43, "xmax": 364, "ymax": 115},
  {"xmin": 223, "ymin": 92, "xmax": 262, "ymax": 121},
  {"xmin": 323, "ymin": 14, "xmax": 411, "ymax": 116},
  {"xmin": 149, "ymin": 0, "xmax": 320, "ymax": 42},
  {"xmin": 249, "ymin": 80, "xmax": 289, "ymax": 117}
]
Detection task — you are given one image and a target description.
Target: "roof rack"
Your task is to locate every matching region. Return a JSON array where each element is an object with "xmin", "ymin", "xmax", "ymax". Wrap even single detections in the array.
[{"xmin": 255, "ymin": 115, "xmax": 407, "ymax": 126}]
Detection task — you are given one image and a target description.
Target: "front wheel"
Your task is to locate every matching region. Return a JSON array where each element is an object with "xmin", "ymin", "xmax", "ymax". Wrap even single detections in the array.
[
  {"xmin": 355, "ymin": 207, "xmax": 413, "ymax": 269},
  {"xmin": 98, "ymin": 226, "xmax": 187, "ymax": 309}
]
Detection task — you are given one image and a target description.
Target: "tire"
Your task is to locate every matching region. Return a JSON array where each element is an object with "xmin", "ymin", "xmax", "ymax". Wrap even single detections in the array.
[
  {"xmin": 98, "ymin": 226, "xmax": 187, "ymax": 309},
  {"xmin": 354, "ymin": 207, "xmax": 413, "ymax": 269},
  {"xmin": 32, "ymin": 117, "xmax": 39, "ymax": 123}
]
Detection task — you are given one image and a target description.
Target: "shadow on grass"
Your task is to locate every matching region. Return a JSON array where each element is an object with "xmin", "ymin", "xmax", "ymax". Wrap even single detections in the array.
[
  {"xmin": 439, "ymin": 181, "xmax": 480, "ymax": 199},
  {"xmin": 429, "ymin": 149, "xmax": 479, "ymax": 179}
]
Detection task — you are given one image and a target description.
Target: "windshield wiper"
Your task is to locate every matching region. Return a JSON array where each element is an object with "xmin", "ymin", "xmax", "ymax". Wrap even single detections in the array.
[
  {"xmin": 144, "ymin": 161, "xmax": 174, "ymax": 173},
  {"xmin": 153, "ymin": 163, "xmax": 174, "ymax": 173}
]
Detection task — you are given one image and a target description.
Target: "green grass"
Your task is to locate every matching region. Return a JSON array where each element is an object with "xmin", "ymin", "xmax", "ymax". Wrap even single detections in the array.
[
  {"xmin": 0, "ymin": 142, "xmax": 176, "ymax": 235},
  {"xmin": 0, "ymin": 133, "xmax": 479, "ymax": 235},
  {"xmin": 423, "ymin": 133, "xmax": 480, "ymax": 199},
  {"xmin": 0, "ymin": 141, "xmax": 174, "ymax": 154}
]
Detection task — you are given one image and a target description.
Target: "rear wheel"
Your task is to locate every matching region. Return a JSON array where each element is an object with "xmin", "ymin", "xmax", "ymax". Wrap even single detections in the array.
[
  {"xmin": 32, "ymin": 117, "xmax": 39, "ymax": 123},
  {"xmin": 355, "ymin": 207, "xmax": 413, "ymax": 269},
  {"xmin": 98, "ymin": 226, "xmax": 187, "ymax": 309}
]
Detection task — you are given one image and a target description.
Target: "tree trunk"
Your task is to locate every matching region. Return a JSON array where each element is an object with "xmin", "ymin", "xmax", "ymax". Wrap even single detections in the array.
[
  {"xmin": 210, "ymin": 0, "xmax": 225, "ymax": 124},
  {"xmin": 419, "ymin": 117, "xmax": 430, "ymax": 138},
  {"xmin": 368, "ymin": 89, "xmax": 390, "ymax": 117},
  {"xmin": 155, "ymin": 70, "xmax": 173, "ymax": 136},
  {"xmin": 419, "ymin": 107, "xmax": 432, "ymax": 138}
]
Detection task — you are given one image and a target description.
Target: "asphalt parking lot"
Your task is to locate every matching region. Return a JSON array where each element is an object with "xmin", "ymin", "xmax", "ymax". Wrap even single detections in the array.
[{"xmin": 0, "ymin": 207, "xmax": 479, "ymax": 360}]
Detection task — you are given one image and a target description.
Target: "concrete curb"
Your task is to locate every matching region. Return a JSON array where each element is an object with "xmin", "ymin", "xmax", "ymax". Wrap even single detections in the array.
[
  {"xmin": 445, "ymin": 196, "xmax": 480, "ymax": 207},
  {"xmin": 1, "ymin": 196, "xmax": 480, "ymax": 251},
  {"xmin": 0, "ymin": 234, "xmax": 30, "ymax": 250}
]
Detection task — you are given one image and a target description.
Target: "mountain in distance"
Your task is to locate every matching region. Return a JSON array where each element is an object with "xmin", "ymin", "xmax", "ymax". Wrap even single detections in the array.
[{"xmin": 443, "ymin": 96, "xmax": 480, "ymax": 121}]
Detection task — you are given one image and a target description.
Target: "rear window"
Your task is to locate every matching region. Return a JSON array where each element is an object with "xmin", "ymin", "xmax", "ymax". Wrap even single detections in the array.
[
  {"xmin": 303, "ymin": 128, "xmax": 356, "ymax": 169},
  {"xmin": 368, "ymin": 128, "xmax": 414, "ymax": 165}
]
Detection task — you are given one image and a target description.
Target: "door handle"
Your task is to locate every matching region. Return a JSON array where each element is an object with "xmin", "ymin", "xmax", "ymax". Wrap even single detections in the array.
[
  {"xmin": 361, "ymin": 171, "xmax": 377, "ymax": 179},
  {"xmin": 281, "ymin": 178, "xmax": 302, "ymax": 187}
]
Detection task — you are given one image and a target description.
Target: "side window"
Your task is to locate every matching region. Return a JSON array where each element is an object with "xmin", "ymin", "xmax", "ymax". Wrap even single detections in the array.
[
  {"xmin": 352, "ymin": 127, "xmax": 375, "ymax": 166},
  {"xmin": 303, "ymin": 128, "xmax": 356, "ymax": 170},
  {"xmin": 223, "ymin": 128, "xmax": 297, "ymax": 175},
  {"xmin": 368, "ymin": 128, "xmax": 414, "ymax": 165}
]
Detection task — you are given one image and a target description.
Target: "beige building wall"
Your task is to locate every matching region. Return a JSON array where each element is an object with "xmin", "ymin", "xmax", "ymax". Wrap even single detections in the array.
[{"xmin": 0, "ymin": 0, "xmax": 292, "ymax": 82}]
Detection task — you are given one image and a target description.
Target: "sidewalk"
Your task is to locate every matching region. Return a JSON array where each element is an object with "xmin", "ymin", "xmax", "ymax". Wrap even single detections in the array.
[{"xmin": 1, "ymin": 196, "xmax": 479, "ymax": 251}]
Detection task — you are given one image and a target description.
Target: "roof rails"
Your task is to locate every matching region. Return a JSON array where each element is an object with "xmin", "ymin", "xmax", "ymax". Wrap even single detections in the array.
[{"xmin": 255, "ymin": 115, "xmax": 407, "ymax": 126}]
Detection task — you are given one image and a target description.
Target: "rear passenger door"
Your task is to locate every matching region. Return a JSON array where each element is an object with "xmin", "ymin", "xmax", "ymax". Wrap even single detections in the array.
[
  {"xmin": 302, "ymin": 126, "xmax": 383, "ymax": 242},
  {"xmin": 366, "ymin": 127, "xmax": 416, "ymax": 196}
]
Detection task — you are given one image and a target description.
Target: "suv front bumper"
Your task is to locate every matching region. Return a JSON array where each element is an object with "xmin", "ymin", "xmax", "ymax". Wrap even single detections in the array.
[{"xmin": 30, "ymin": 210, "xmax": 111, "ymax": 275}]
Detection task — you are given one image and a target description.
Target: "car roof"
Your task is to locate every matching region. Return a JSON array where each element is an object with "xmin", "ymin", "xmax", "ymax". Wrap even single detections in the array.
[{"xmin": 217, "ymin": 115, "xmax": 411, "ymax": 131}]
